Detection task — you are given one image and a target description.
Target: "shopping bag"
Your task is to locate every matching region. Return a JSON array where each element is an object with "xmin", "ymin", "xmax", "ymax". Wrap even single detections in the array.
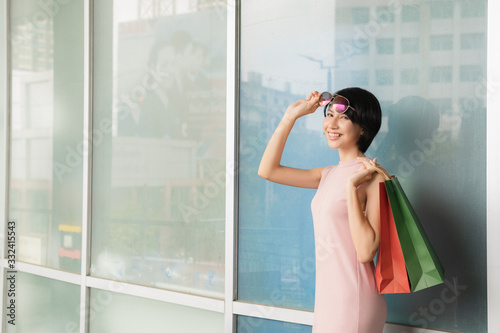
[
  {"xmin": 366, "ymin": 161, "xmax": 444, "ymax": 293},
  {"xmin": 375, "ymin": 181, "xmax": 411, "ymax": 294},
  {"xmin": 384, "ymin": 177, "xmax": 444, "ymax": 292}
]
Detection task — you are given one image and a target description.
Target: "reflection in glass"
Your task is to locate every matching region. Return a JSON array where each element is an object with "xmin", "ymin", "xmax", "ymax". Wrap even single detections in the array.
[
  {"xmin": 461, "ymin": 33, "xmax": 485, "ymax": 49},
  {"xmin": 430, "ymin": 35, "xmax": 453, "ymax": 51},
  {"xmin": 352, "ymin": 70, "xmax": 369, "ymax": 86},
  {"xmin": 376, "ymin": 38, "xmax": 394, "ymax": 54},
  {"xmin": 460, "ymin": 65, "xmax": 483, "ymax": 82},
  {"xmin": 238, "ymin": 316, "xmax": 311, "ymax": 333},
  {"xmin": 89, "ymin": 290, "xmax": 223, "ymax": 333},
  {"xmin": 430, "ymin": 66, "xmax": 452, "ymax": 83},
  {"xmin": 376, "ymin": 6, "xmax": 395, "ymax": 23},
  {"xmin": 352, "ymin": 7, "xmax": 370, "ymax": 24},
  {"xmin": 461, "ymin": 0, "xmax": 486, "ymax": 18},
  {"xmin": 401, "ymin": 37, "xmax": 419, "ymax": 54},
  {"xmin": 91, "ymin": 1, "xmax": 226, "ymax": 298},
  {"xmin": 5, "ymin": 273, "xmax": 80, "ymax": 333},
  {"xmin": 401, "ymin": 69, "xmax": 419, "ymax": 85},
  {"xmin": 239, "ymin": 1, "xmax": 487, "ymax": 332},
  {"xmin": 430, "ymin": 1, "xmax": 454, "ymax": 19},
  {"xmin": 9, "ymin": 0, "xmax": 83, "ymax": 272},
  {"xmin": 401, "ymin": 5, "xmax": 420, "ymax": 22},
  {"xmin": 376, "ymin": 69, "xmax": 394, "ymax": 85}
]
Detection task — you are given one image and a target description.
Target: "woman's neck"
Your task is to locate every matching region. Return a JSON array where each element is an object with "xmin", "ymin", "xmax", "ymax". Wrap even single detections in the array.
[{"xmin": 338, "ymin": 149, "xmax": 365, "ymax": 162}]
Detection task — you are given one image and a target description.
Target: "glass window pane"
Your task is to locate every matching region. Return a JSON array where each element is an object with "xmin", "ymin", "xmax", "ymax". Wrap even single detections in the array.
[
  {"xmin": 239, "ymin": 1, "xmax": 487, "ymax": 332},
  {"xmin": 352, "ymin": 7, "xmax": 369, "ymax": 24},
  {"xmin": 335, "ymin": 7, "xmax": 351, "ymax": 25},
  {"xmin": 90, "ymin": 1, "xmax": 226, "ymax": 298},
  {"xmin": 461, "ymin": 33, "xmax": 485, "ymax": 49},
  {"xmin": 238, "ymin": 316, "xmax": 311, "ymax": 333},
  {"xmin": 401, "ymin": 37, "xmax": 419, "ymax": 54},
  {"xmin": 351, "ymin": 69, "xmax": 369, "ymax": 86},
  {"xmin": 430, "ymin": 1, "xmax": 454, "ymax": 19},
  {"xmin": 401, "ymin": 69, "xmax": 419, "ymax": 85},
  {"xmin": 376, "ymin": 38, "xmax": 394, "ymax": 54},
  {"xmin": 376, "ymin": 6, "xmax": 395, "ymax": 23},
  {"xmin": 429, "ymin": 98, "xmax": 453, "ymax": 114},
  {"xmin": 430, "ymin": 35, "xmax": 453, "ymax": 51},
  {"xmin": 239, "ymin": 1, "xmax": 338, "ymax": 310},
  {"xmin": 460, "ymin": 65, "xmax": 483, "ymax": 82},
  {"xmin": 9, "ymin": 0, "xmax": 84, "ymax": 272},
  {"xmin": 356, "ymin": 38, "xmax": 369, "ymax": 55},
  {"xmin": 88, "ymin": 290, "xmax": 223, "ymax": 333},
  {"xmin": 430, "ymin": 66, "xmax": 452, "ymax": 82},
  {"xmin": 376, "ymin": 69, "xmax": 394, "ymax": 85},
  {"xmin": 5, "ymin": 272, "xmax": 80, "ymax": 333},
  {"xmin": 461, "ymin": 0, "xmax": 486, "ymax": 17},
  {"xmin": 402, "ymin": 5, "xmax": 420, "ymax": 22}
]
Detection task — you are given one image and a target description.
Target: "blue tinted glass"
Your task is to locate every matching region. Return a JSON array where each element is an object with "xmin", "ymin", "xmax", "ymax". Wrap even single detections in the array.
[
  {"xmin": 402, "ymin": 37, "xmax": 420, "ymax": 53},
  {"xmin": 238, "ymin": 2, "xmax": 338, "ymax": 311},
  {"xmin": 402, "ymin": 5, "xmax": 420, "ymax": 22},
  {"xmin": 376, "ymin": 38, "xmax": 395, "ymax": 54},
  {"xmin": 239, "ymin": 1, "xmax": 487, "ymax": 332},
  {"xmin": 238, "ymin": 316, "xmax": 312, "ymax": 333},
  {"xmin": 237, "ymin": 84, "xmax": 332, "ymax": 310}
]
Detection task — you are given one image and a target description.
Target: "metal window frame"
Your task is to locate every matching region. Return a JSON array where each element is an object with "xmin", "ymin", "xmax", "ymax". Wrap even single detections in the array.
[
  {"xmin": 1, "ymin": 0, "xmax": 10, "ymax": 330},
  {"xmin": 225, "ymin": 0, "xmax": 239, "ymax": 332},
  {"xmin": 487, "ymin": 2, "xmax": 500, "ymax": 333},
  {"xmin": 80, "ymin": 0, "xmax": 92, "ymax": 331}
]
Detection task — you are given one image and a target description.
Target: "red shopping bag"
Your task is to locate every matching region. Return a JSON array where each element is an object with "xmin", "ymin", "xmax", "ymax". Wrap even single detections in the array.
[{"xmin": 375, "ymin": 181, "xmax": 411, "ymax": 294}]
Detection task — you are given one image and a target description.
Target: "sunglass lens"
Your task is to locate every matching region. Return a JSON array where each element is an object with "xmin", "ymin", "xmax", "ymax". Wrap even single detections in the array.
[
  {"xmin": 332, "ymin": 96, "xmax": 349, "ymax": 113},
  {"xmin": 318, "ymin": 92, "xmax": 333, "ymax": 107}
]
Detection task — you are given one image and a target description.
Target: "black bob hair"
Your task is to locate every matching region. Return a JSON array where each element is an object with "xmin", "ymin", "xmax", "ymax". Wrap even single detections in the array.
[{"xmin": 323, "ymin": 87, "xmax": 382, "ymax": 153}]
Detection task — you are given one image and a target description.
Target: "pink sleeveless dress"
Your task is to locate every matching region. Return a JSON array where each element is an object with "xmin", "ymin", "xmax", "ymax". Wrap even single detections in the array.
[{"xmin": 311, "ymin": 160, "xmax": 387, "ymax": 333}]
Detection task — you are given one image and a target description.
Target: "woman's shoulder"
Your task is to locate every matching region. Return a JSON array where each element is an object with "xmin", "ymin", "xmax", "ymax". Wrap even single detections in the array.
[
  {"xmin": 320, "ymin": 165, "xmax": 337, "ymax": 176},
  {"xmin": 317, "ymin": 165, "xmax": 339, "ymax": 184}
]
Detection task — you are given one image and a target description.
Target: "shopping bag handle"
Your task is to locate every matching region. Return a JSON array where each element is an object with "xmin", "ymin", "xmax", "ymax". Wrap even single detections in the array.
[{"xmin": 363, "ymin": 161, "xmax": 391, "ymax": 181}]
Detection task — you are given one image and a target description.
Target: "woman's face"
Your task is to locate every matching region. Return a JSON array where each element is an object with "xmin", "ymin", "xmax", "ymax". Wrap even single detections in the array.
[{"xmin": 322, "ymin": 108, "xmax": 363, "ymax": 152}]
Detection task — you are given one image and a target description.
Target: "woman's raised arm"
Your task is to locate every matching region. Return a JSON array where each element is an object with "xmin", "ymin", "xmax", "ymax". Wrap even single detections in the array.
[{"xmin": 258, "ymin": 92, "xmax": 324, "ymax": 189}]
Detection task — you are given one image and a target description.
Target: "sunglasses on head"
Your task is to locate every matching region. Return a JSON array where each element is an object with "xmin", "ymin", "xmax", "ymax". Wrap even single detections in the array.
[{"xmin": 318, "ymin": 92, "xmax": 356, "ymax": 116}]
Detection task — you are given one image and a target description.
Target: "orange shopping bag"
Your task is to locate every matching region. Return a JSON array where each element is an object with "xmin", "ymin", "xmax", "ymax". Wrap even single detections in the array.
[{"xmin": 375, "ymin": 181, "xmax": 411, "ymax": 294}]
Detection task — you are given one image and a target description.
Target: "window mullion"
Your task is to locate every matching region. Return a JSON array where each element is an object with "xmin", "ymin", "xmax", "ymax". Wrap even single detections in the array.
[{"xmin": 80, "ymin": 0, "xmax": 93, "ymax": 332}]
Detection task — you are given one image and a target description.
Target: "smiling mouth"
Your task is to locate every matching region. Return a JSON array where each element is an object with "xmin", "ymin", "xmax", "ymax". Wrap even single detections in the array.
[{"xmin": 328, "ymin": 133, "xmax": 341, "ymax": 137}]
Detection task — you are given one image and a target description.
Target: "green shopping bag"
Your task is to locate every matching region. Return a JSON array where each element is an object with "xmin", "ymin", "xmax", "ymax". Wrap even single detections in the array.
[{"xmin": 384, "ymin": 177, "xmax": 445, "ymax": 292}]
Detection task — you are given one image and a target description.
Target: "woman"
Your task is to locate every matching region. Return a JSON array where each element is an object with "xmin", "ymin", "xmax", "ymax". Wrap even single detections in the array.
[{"xmin": 258, "ymin": 88, "xmax": 388, "ymax": 332}]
